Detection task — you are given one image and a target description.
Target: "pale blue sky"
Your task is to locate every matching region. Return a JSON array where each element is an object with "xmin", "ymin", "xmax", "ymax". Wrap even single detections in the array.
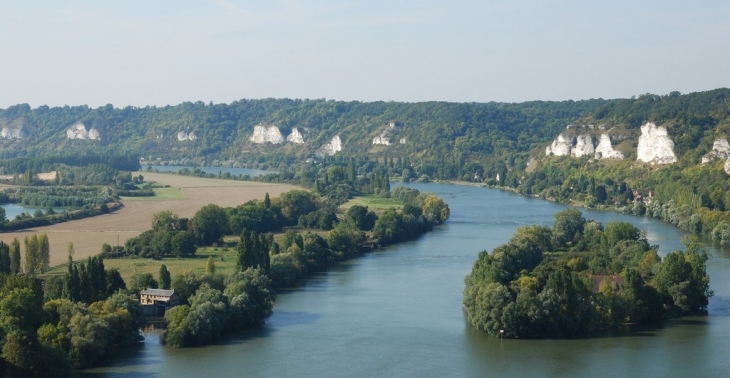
[{"xmin": 1, "ymin": 0, "xmax": 728, "ymax": 108}]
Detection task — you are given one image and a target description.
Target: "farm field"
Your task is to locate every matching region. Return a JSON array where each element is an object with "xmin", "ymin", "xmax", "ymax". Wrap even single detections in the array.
[{"xmin": 0, "ymin": 172, "xmax": 301, "ymax": 267}]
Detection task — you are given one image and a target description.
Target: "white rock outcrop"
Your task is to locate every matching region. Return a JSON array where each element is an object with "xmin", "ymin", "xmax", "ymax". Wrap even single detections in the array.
[
  {"xmin": 286, "ymin": 128, "xmax": 305, "ymax": 144},
  {"xmin": 321, "ymin": 135, "xmax": 342, "ymax": 156},
  {"xmin": 1, "ymin": 126, "xmax": 26, "ymax": 139},
  {"xmin": 372, "ymin": 136, "xmax": 391, "ymax": 145},
  {"xmin": 571, "ymin": 134, "xmax": 595, "ymax": 157},
  {"xmin": 724, "ymin": 157, "xmax": 730, "ymax": 175},
  {"xmin": 66, "ymin": 123, "xmax": 100, "ymax": 140},
  {"xmin": 636, "ymin": 123, "xmax": 677, "ymax": 165},
  {"xmin": 701, "ymin": 139, "xmax": 730, "ymax": 164},
  {"xmin": 250, "ymin": 125, "xmax": 284, "ymax": 144},
  {"xmin": 594, "ymin": 134, "xmax": 625, "ymax": 160},
  {"xmin": 177, "ymin": 131, "xmax": 197, "ymax": 141},
  {"xmin": 545, "ymin": 133, "xmax": 573, "ymax": 156},
  {"xmin": 88, "ymin": 127, "xmax": 101, "ymax": 140}
]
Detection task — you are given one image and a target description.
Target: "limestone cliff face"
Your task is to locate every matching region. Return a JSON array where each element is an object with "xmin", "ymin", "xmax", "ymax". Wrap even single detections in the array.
[
  {"xmin": 67, "ymin": 123, "xmax": 100, "ymax": 140},
  {"xmin": 250, "ymin": 125, "xmax": 284, "ymax": 144},
  {"xmin": 724, "ymin": 157, "xmax": 730, "ymax": 174},
  {"xmin": 286, "ymin": 128, "xmax": 305, "ymax": 144},
  {"xmin": 636, "ymin": 123, "xmax": 677, "ymax": 165},
  {"xmin": 372, "ymin": 127, "xmax": 392, "ymax": 145},
  {"xmin": 545, "ymin": 133, "xmax": 573, "ymax": 156},
  {"xmin": 88, "ymin": 128, "xmax": 101, "ymax": 140},
  {"xmin": 320, "ymin": 135, "xmax": 342, "ymax": 156},
  {"xmin": 1, "ymin": 126, "xmax": 27, "ymax": 139},
  {"xmin": 701, "ymin": 138, "xmax": 730, "ymax": 164},
  {"xmin": 571, "ymin": 134, "xmax": 595, "ymax": 157},
  {"xmin": 372, "ymin": 135, "xmax": 391, "ymax": 145},
  {"xmin": 594, "ymin": 134, "xmax": 625, "ymax": 160},
  {"xmin": 177, "ymin": 131, "xmax": 198, "ymax": 141}
]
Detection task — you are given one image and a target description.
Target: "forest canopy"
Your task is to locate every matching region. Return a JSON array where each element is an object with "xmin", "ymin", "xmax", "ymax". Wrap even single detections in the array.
[{"xmin": 463, "ymin": 209, "xmax": 712, "ymax": 338}]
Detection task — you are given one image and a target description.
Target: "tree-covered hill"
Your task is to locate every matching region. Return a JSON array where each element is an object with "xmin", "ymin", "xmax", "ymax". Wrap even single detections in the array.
[{"xmin": 0, "ymin": 98, "xmax": 608, "ymax": 171}]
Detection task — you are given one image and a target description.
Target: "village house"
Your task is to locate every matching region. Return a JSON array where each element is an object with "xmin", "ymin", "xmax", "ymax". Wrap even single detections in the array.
[{"xmin": 139, "ymin": 288, "xmax": 179, "ymax": 316}]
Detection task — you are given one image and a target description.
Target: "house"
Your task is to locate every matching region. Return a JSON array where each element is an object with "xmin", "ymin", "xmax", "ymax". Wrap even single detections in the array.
[{"xmin": 140, "ymin": 289, "xmax": 179, "ymax": 316}]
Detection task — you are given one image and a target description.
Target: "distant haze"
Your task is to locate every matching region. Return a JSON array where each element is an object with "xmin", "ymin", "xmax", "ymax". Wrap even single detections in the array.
[{"xmin": 1, "ymin": 0, "xmax": 729, "ymax": 108}]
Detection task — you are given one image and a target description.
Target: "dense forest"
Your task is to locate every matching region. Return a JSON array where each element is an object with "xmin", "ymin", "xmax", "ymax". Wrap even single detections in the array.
[{"xmin": 463, "ymin": 209, "xmax": 712, "ymax": 338}]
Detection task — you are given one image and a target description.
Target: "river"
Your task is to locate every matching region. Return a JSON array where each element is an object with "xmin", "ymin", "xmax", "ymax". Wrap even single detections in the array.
[{"xmin": 77, "ymin": 183, "xmax": 730, "ymax": 377}]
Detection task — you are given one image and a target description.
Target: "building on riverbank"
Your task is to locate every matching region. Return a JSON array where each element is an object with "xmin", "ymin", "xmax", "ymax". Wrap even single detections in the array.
[{"xmin": 140, "ymin": 289, "xmax": 179, "ymax": 316}]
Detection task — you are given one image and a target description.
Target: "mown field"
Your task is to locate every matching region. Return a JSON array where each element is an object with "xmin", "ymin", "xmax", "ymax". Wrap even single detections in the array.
[
  {"xmin": 338, "ymin": 194, "xmax": 401, "ymax": 214},
  {"xmin": 0, "ymin": 172, "xmax": 301, "ymax": 267}
]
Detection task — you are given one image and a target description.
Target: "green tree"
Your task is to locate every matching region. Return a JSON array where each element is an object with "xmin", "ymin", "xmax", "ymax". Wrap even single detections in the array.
[
  {"xmin": 129, "ymin": 273, "xmax": 158, "ymax": 295},
  {"xmin": 191, "ymin": 204, "xmax": 229, "ymax": 245},
  {"xmin": 206, "ymin": 257, "xmax": 216, "ymax": 275},
  {"xmin": 152, "ymin": 210, "xmax": 182, "ymax": 232},
  {"xmin": 10, "ymin": 237, "xmax": 21, "ymax": 274},
  {"xmin": 171, "ymin": 231, "xmax": 197, "ymax": 257},
  {"xmin": 0, "ymin": 241, "xmax": 11, "ymax": 275},
  {"xmin": 552, "ymin": 208, "xmax": 586, "ymax": 247},
  {"xmin": 159, "ymin": 264, "xmax": 172, "ymax": 290},
  {"xmin": 38, "ymin": 233, "xmax": 50, "ymax": 273},
  {"xmin": 346, "ymin": 205, "xmax": 377, "ymax": 231}
]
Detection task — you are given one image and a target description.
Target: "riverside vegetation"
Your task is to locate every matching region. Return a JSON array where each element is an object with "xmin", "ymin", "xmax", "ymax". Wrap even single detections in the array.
[
  {"xmin": 463, "ymin": 208, "xmax": 712, "ymax": 338},
  {"xmin": 0, "ymin": 160, "xmax": 449, "ymax": 375}
]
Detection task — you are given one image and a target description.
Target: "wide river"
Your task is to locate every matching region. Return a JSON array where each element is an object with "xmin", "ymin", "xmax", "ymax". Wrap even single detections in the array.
[{"xmin": 78, "ymin": 183, "xmax": 730, "ymax": 377}]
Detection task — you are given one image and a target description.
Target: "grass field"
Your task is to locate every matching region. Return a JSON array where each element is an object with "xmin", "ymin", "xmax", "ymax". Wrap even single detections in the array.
[
  {"xmin": 43, "ymin": 246, "xmax": 239, "ymax": 284},
  {"xmin": 339, "ymin": 194, "xmax": 402, "ymax": 213}
]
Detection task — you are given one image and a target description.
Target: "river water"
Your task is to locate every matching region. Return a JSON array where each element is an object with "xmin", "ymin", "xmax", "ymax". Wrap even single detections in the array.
[{"xmin": 77, "ymin": 183, "xmax": 730, "ymax": 377}]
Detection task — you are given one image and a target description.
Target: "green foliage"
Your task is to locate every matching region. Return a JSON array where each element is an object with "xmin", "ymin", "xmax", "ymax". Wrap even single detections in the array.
[
  {"xmin": 463, "ymin": 209, "xmax": 712, "ymax": 338},
  {"xmin": 191, "ymin": 204, "xmax": 229, "ymax": 245},
  {"xmin": 159, "ymin": 265, "xmax": 172, "ymax": 290},
  {"xmin": 164, "ymin": 268, "xmax": 274, "ymax": 348},
  {"xmin": 128, "ymin": 273, "xmax": 158, "ymax": 296},
  {"xmin": 236, "ymin": 229, "xmax": 271, "ymax": 272}
]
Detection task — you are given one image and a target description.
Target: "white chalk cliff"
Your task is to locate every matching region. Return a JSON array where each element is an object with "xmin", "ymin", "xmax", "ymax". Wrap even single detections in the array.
[
  {"xmin": 321, "ymin": 135, "xmax": 342, "ymax": 156},
  {"xmin": 250, "ymin": 125, "xmax": 284, "ymax": 144},
  {"xmin": 571, "ymin": 134, "xmax": 595, "ymax": 157},
  {"xmin": 372, "ymin": 135, "xmax": 391, "ymax": 145},
  {"xmin": 1, "ymin": 126, "xmax": 27, "ymax": 139},
  {"xmin": 701, "ymin": 139, "xmax": 730, "ymax": 164},
  {"xmin": 724, "ymin": 157, "xmax": 730, "ymax": 175},
  {"xmin": 594, "ymin": 134, "xmax": 625, "ymax": 160},
  {"xmin": 177, "ymin": 131, "xmax": 197, "ymax": 141},
  {"xmin": 636, "ymin": 123, "xmax": 677, "ymax": 165},
  {"xmin": 545, "ymin": 133, "xmax": 573, "ymax": 156},
  {"xmin": 66, "ymin": 123, "xmax": 100, "ymax": 140},
  {"xmin": 286, "ymin": 128, "xmax": 305, "ymax": 144}
]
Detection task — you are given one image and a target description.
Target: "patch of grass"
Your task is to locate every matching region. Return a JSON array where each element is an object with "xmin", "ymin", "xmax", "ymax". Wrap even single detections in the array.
[
  {"xmin": 121, "ymin": 187, "xmax": 187, "ymax": 201},
  {"xmin": 340, "ymin": 195, "xmax": 402, "ymax": 214},
  {"xmin": 43, "ymin": 248, "xmax": 238, "ymax": 284}
]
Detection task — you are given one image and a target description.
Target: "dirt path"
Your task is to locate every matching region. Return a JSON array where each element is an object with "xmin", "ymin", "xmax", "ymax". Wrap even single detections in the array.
[{"xmin": 0, "ymin": 173, "xmax": 301, "ymax": 267}]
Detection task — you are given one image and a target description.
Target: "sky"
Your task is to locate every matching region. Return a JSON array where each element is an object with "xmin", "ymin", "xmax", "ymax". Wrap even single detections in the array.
[{"xmin": 1, "ymin": 0, "xmax": 729, "ymax": 109}]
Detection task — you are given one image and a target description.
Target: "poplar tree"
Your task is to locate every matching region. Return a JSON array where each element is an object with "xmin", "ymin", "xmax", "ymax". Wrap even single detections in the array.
[
  {"xmin": 9, "ymin": 237, "xmax": 21, "ymax": 274},
  {"xmin": 0, "ymin": 241, "xmax": 10, "ymax": 275},
  {"xmin": 39, "ymin": 233, "xmax": 50, "ymax": 273},
  {"xmin": 23, "ymin": 235, "xmax": 40, "ymax": 274},
  {"xmin": 159, "ymin": 264, "xmax": 171, "ymax": 289}
]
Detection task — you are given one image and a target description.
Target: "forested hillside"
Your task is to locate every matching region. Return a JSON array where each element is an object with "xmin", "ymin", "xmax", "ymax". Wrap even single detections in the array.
[
  {"xmin": 4, "ymin": 89, "xmax": 730, "ymax": 242},
  {"xmin": 0, "ymin": 98, "xmax": 606, "ymax": 175}
]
